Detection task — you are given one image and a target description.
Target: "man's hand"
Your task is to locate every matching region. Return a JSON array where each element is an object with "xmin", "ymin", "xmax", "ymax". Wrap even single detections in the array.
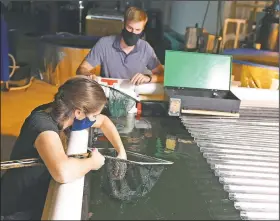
[
  {"xmin": 76, "ymin": 60, "xmax": 97, "ymax": 80},
  {"xmin": 130, "ymin": 73, "xmax": 151, "ymax": 85},
  {"xmin": 86, "ymin": 74, "xmax": 97, "ymax": 80}
]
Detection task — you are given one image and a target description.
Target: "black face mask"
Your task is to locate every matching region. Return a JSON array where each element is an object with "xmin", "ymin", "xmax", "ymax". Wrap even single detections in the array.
[{"xmin": 121, "ymin": 28, "xmax": 142, "ymax": 46}]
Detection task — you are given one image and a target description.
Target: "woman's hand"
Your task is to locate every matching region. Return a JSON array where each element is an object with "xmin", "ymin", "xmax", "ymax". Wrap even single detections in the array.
[
  {"xmin": 117, "ymin": 150, "xmax": 127, "ymax": 160},
  {"xmin": 89, "ymin": 148, "xmax": 105, "ymax": 170},
  {"xmin": 92, "ymin": 115, "xmax": 127, "ymax": 159},
  {"xmin": 86, "ymin": 74, "xmax": 97, "ymax": 80},
  {"xmin": 35, "ymin": 131, "xmax": 105, "ymax": 184},
  {"xmin": 109, "ymin": 150, "xmax": 127, "ymax": 180}
]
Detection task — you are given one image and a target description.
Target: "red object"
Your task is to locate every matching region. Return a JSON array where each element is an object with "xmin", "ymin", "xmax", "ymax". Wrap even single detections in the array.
[
  {"xmin": 100, "ymin": 78, "xmax": 118, "ymax": 86},
  {"xmin": 97, "ymin": 136, "xmax": 108, "ymax": 141},
  {"xmin": 136, "ymin": 102, "xmax": 142, "ymax": 119}
]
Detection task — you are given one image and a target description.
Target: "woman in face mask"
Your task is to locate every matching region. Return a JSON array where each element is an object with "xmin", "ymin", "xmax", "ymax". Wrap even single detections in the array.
[
  {"xmin": 77, "ymin": 7, "xmax": 164, "ymax": 85},
  {"xmin": 1, "ymin": 76, "xmax": 127, "ymax": 220}
]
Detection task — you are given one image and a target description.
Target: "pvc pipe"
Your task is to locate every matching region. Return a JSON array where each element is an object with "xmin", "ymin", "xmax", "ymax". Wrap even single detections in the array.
[
  {"xmin": 240, "ymin": 211, "xmax": 279, "ymax": 220},
  {"xmin": 42, "ymin": 129, "xmax": 89, "ymax": 220},
  {"xmin": 235, "ymin": 201, "xmax": 279, "ymax": 212},
  {"xmin": 229, "ymin": 193, "xmax": 279, "ymax": 203}
]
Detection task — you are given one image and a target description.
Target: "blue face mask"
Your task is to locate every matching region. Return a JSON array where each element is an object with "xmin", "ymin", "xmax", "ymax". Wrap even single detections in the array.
[{"xmin": 71, "ymin": 117, "xmax": 96, "ymax": 131}]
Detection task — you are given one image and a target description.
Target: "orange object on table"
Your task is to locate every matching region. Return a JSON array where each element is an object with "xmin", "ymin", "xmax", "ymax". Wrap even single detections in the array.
[{"xmin": 100, "ymin": 78, "xmax": 118, "ymax": 86}]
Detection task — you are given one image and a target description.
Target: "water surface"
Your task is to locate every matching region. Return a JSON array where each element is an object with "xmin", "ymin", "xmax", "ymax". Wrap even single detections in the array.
[{"xmin": 84, "ymin": 117, "xmax": 240, "ymax": 220}]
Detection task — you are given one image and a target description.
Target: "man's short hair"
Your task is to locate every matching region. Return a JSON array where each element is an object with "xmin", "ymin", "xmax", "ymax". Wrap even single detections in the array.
[{"xmin": 124, "ymin": 6, "xmax": 148, "ymax": 25}]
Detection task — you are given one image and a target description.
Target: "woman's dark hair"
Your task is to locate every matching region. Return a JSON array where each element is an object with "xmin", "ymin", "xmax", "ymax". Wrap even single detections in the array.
[{"xmin": 50, "ymin": 76, "xmax": 107, "ymax": 128}]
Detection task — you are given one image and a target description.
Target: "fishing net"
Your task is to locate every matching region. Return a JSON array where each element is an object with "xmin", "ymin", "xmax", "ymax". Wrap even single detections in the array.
[
  {"xmin": 105, "ymin": 86, "xmax": 137, "ymax": 118},
  {"xmin": 93, "ymin": 148, "xmax": 172, "ymax": 202}
]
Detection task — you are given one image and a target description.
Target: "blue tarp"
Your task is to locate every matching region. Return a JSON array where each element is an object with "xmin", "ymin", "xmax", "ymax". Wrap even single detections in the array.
[{"xmin": 1, "ymin": 15, "xmax": 9, "ymax": 82}]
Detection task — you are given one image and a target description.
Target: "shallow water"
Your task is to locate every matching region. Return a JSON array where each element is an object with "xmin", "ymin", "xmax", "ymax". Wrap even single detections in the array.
[{"xmin": 84, "ymin": 117, "xmax": 241, "ymax": 220}]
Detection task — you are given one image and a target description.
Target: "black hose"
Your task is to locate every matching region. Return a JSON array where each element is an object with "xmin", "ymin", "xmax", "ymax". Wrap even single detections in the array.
[
  {"xmin": 216, "ymin": 1, "xmax": 220, "ymax": 36},
  {"xmin": 201, "ymin": 1, "xmax": 210, "ymax": 30}
]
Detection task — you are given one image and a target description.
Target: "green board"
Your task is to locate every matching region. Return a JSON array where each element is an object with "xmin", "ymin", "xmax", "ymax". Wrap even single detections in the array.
[{"xmin": 164, "ymin": 50, "xmax": 232, "ymax": 91}]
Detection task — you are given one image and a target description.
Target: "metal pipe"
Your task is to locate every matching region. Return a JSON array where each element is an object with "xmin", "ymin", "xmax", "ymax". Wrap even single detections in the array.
[
  {"xmin": 211, "ymin": 164, "xmax": 278, "ymax": 174},
  {"xmin": 191, "ymin": 130, "xmax": 279, "ymax": 137},
  {"xmin": 238, "ymin": 201, "xmax": 280, "ymax": 214},
  {"xmin": 183, "ymin": 121, "xmax": 279, "ymax": 127},
  {"xmin": 196, "ymin": 138, "xmax": 279, "ymax": 148},
  {"xmin": 219, "ymin": 177, "xmax": 279, "ymax": 187},
  {"xmin": 240, "ymin": 211, "xmax": 279, "ymax": 220},
  {"xmin": 183, "ymin": 123, "xmax": 279, "ymax": 131},
  {"xmin": 200, "ymin": 147, "xmax": 279, "ymax": 157},
  {"xmin": 215, "ymin": 169, "xmax": 279, "ymax": 180},
  {"xmin": 194, "ymin": 135, "xmax": 277, "ymax": 144},
  {"xmin": 78, "ymin": 1, "xmax": 84, "ymax": 35},
  {"xmin": 224, "ymin": 184, "xmax": 279, "ymax": 195},
  {"xmin": 208, "ymin": 158, "xmax": 279, "ymax": 169},
  {"xmin": 229, "ymin": 193, "xmax": 279, "ymax": 203},
  {"xmin": 203, "ymin": 153, "xmax": 279, "ymax": 163},
  {"xmin": 198, "ymin": 142, "xmax": 279, "ymax": 153}
]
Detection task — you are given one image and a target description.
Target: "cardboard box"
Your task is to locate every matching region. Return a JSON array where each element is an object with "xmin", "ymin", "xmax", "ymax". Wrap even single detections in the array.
[{"xmin": 85, "ymin": 12, "xmax": 124, "ymax": 37}]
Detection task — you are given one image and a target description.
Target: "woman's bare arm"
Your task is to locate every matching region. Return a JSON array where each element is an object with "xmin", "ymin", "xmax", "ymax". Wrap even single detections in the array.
[
  {"xmin": 93, "ymin": 114, "xmax": 127, "ymax": 158},
  {"xmin": 35, "ymin": 131, "xmax": 104, "ymax": 183}
]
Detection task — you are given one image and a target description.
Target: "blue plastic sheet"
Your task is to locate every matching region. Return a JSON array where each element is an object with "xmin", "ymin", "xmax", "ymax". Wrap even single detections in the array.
[{"xmin": 1, "ymin": 15, "xmax": 9, "ymax": 82}]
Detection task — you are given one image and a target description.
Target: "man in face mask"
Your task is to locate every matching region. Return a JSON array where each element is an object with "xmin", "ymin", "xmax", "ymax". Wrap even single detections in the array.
[{"xmin": 77, "ymin": 7, "xmax": 164, "ymax": 85}]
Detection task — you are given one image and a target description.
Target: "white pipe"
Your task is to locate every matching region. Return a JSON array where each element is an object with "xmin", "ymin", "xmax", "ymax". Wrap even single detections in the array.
[
  {"xmin": 215, "ymin": 169, "xmax": 279, "ymax": 180},
  {"xmin": 229, "ymin": 193, "xmax": 279, "ymax": 203},
  {"xmin": 224, "ymin": 184, "xmax": 279, "ymax": 195},
  {"xmin": 219, "ymin": 177, "xmax": 279, "ymax": 187},
  {"xmin": 42, "ymin": 129, "xmax": 89, "ymax": 220},
  {"xmin": 209, "ymin": 158, "xmax": 279, "ymax": 168},
  {"xmin": 204, "ymin": 153, "xmax": 279, "ymax": 163},
  {"xmin": 240, "ymin": 211, "xmax": 279, "ymax": 220},
  {"xmin": 211, "ymin": 163, "xmax": 279, "ymax": 174},
  {"xmin": 234, "ymin": 201, "xmax": 279, "ymax": 212}
]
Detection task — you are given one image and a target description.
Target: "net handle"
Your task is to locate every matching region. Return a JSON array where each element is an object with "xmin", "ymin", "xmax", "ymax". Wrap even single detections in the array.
[
  {"xmin": 104, "ymin": 155, "xmax": 173, "ymax": 165},
  {"xmin": 1, "ymin": 149, "xmax": 174, "ymax": 170},
  {"xmin": 88, "ymin": 148, "xmax": 174, "ymax": 165},
  {"xmin": 126, "ymin": 150, "xmax": 174, "ymax": 165}
]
